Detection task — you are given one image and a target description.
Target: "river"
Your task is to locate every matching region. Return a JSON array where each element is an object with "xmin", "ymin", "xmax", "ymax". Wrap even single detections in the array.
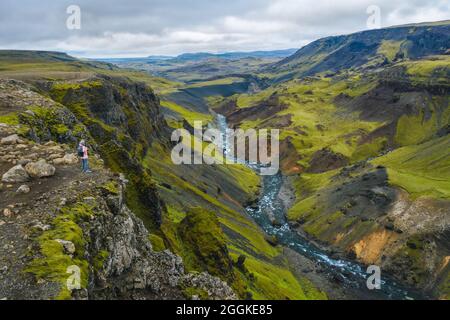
[{"xmin": 215, "ymin": 114, "xmax": 424, "ymax": 300}]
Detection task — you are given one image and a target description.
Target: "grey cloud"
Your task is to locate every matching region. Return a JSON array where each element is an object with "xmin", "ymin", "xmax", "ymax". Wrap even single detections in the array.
[{"xmin": 0, "ymin": 0, "xmax": 448, "ymax": 57}]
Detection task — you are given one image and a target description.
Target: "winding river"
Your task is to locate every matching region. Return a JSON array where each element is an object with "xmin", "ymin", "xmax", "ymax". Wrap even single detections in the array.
[{"xmin": 216, "ymin": 114, "xmax": 423, "ymax": 300}]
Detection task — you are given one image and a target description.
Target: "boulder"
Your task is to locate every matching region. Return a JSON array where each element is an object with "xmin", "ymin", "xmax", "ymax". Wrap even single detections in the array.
[
  {"xmin": 25, "ymin": 160, "xmax": 56, "ymax": 178},
  {"xmin": 16, "ymin": 144, "xmax": 28, "ymax": 150},
  {"xmin": 0, "ymin": 134, "xmax": 19, "ymax": 145},
  {"xmin": 48, "ymin": 154, "xmax": 62, "ymax": 161},
  {"xmin": 55, "ymin": 239, "xmax": 76, "ymax": 255},
  {"xmin": 271, "ymin": 219, "xmax": 283, "ymax": 228},
  {"xmin": 16, "ymin": 185, "xmax": 30, "ymax": 194},
  {"xmin": 1, "ymin": 165, "xmax": 30, "ymax": 183},
  {"xmin": 27, "ymin": 153, "xmax": 38, "ymax": 160},
  {"xmin": 53, "ymin": 153, "xmax": 79, "ymax": 166},
  {"xmin": 52, "ymin": 158, "xmax": 65, "ymax": 166},
  {"xmin": 32, "ymin": 222, "xmax": 51, "ymax": 232},
  {"xmin": 46, "ymin": 146, "xmax": 64, "ymax": 153},
  {"xmin": 63, "ymin": 153, "xmax": 79, "ymax": 165}
]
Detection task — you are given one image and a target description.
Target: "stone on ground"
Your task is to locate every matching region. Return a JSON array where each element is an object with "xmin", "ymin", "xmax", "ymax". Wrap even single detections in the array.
[
  {"xmin": 0, "ymin": 134, "xmax": 19, "ymax": 145},
  {"xmin": 53, "ymin": 153, "xmax": 78, "ymax": 165},
  {"xmin": 24, "ymin": 160, "xmax": 56, "ymax": 178},
  {"xmin": 16, "ymin": 185, "xmax": 30, "ymax": 194},
  {"xmin": 3, "ymin": 208, "xmax": 13, "ymax": 217},
  {"xmin": 1, "ymin": 165, "xmax": 30, "ymax": 183},
  {"xmin": 54, "ymin": 239, "xmax": 76, "ymax": 255}
]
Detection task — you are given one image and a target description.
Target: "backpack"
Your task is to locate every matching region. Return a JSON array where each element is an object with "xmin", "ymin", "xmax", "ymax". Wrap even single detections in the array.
[{"xmin": 77, "ymin": 145, "xmax": 84, "ymax": 157}]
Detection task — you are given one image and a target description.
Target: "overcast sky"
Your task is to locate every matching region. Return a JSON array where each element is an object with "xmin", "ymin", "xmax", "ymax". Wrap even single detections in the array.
[{"xmin": 0, "ymin": 0, "xmax": 448, "ymax": 58}]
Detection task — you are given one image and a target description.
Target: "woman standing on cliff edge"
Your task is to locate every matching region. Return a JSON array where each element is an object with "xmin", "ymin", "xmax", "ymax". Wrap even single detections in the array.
[{"xmin": 78, "ymin": 140, "xmax": 92, "ymax": 173}]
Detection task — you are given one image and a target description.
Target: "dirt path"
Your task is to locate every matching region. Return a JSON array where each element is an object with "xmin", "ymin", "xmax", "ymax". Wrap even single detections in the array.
[
  {"xmin": 0, "ymin": 126, "xmax": 108, "ymax": 299},
  {"xmin": 0, "ymin": 157, "xmax": 108, "ymax": 299}
]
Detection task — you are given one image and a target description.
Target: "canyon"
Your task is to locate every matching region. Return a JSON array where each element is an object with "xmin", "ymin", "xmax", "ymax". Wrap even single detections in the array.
[{"xmin": 0, "ymin": 20, "xmax": 449, "ymax": 300}]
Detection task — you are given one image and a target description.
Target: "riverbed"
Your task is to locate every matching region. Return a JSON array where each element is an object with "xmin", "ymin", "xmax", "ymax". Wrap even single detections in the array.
[{"xmin": 216, "ymin": 114, "xmax": 423, "ymax": 300}]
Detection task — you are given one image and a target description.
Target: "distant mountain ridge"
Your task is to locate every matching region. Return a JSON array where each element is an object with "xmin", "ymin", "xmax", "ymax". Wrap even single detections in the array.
[
  {"xmin": 99, "ymin": 49, "xmax": 298, "ymax": 64},
  {"xmin": 0, "ymin": 50, "xmax": 77, "ymax": 62},
  {"xmin": 174, "ymin": 49, "xmax": 298, "ymax": 61},
  {"xmin": 270, "ymin": 20, "xmax": 450, "ymax": 79}
]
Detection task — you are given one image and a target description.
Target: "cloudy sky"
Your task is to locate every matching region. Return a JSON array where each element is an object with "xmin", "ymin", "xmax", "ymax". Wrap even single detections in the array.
[{"xmin": 0, "ymin": 0, "xmax": 448, "ymax": 58}]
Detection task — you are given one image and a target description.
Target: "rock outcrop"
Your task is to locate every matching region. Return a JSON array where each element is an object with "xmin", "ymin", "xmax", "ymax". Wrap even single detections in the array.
[
  {"xmin": 24, "ymin": 160, "xmax": 56, "ymax": 178},
  {"xmin": 88, "ymin": 195, "xmax": 236, "ymax": 300},
  {"xmin": 2, "ymin": 165, "xmax": 30, "ymax": 183},
  {"xmin": 16, "ymin": 184, "xmax": 30, "ymax": 194},
  {"xmin": 0, "ymin": 134, "xmax": 20, "ymax": 145},
  {"xmin": 306, "ymin": 148, "xmax": 348, "ymax": 174},
  {"xmin": 52, "ymin": 154, "xmax": 78, "ymax": 166}
]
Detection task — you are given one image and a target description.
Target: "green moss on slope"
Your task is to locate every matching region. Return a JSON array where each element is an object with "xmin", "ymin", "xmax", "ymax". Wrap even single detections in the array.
[
  {"xmin": 148, "ymin": 234, "xmax": 166, "ymax": 252},
  {"xmin": 351, "ymin": 137, "xmax": 387, "ymax": 162},
  {"xmin": 26, "ymin": 202, "xmax": 95, "ymax": 300},
  {"xmin": 377, "ymin": 40, "xmax": 403, "ymax": 62},
  {"xmin": 238, "ymin": 253, "xmax": 326, "ymax": 300},
  {"xmin": 372, "ymin": 135, "xmax": 450, "ymax": 199},
  {"xmin": 0, "ymin": 112, "xmax": 19, "ymax": 125},
  {"xmin": 179, "ymin": 208, "xmax": 234, "ymax": 278},
  {"xmin": 395, "ymin": 109, "xmax": 438, "ymax": 146},
  {"xmin": 143, "ymin": 141, "xmax": 322, "ymax": 299},
  {"xmin": 178, "ymin": 207, "xmax": 252, "ymax": 297},
  {"xmin": 237, "ymin": 77, "xmax": 383, "ymax": 170},
  {"xmin": 160, "ymin": 100, "xmax": 212, "ymax": 125}
]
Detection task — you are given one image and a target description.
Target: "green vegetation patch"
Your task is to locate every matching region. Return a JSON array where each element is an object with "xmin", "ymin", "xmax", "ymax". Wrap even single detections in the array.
[
  {"xmin": 236, "ymin": 77, "xmax": 384, "ymax": 169},
  {"xmin": 26, "ymin": 202, "xmax": 96, "ymax": 300},
  {"xmin": 377, "ymin": 40, "xmax": 403, "ymax": 62},
  {"xmin": 148, "ymin": 234, "xmax": 166, "ymax": 252},
  {"xmin": 219, "ymin": 164, "xmax": 260, "ymax": 195},
  {"xmin": 0, "ymin": 112, "xmax": 19, "ymax": 125},
  {"xmin": 403, "ymin": 56, "xmax": 450, "ymax": 78},
  {"xmin": 160, "ymin": 100, "xmax": 212, "ymax": 125},
  {"xmin": 395, "ymin": 109, "xmax": 438, "ymax": 146},
  {"xmin": 351, "ymin": 137, "xmax": 388, "ymax": 162},
  {"xmin": 181, "ymin": 285, "xmax": 210, "ymax": 300},
  {"xmin": 18, "ymin": 106, "xmax": 70, "ymax": 141},
  {"xmin": 179, "ymin": 207, "xmax": 234, "ymax": 279},
  {"xmin": 93, "ymin": 250, "xmax": 109, "ymax": 272},
  {"xmin": 236, "ymin": 253, "xmax": 326, "ymax": 300},
  {"xmin": 186, "ymin": 77, "xmax": 245, "ymax": 88},
  {"xmin": 372, "ymin": 135, "xmax": 450, "ymax": 199},
  {"xmin": 144, "ymin": 144, "xmax": 309, "ymax": 299}
]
